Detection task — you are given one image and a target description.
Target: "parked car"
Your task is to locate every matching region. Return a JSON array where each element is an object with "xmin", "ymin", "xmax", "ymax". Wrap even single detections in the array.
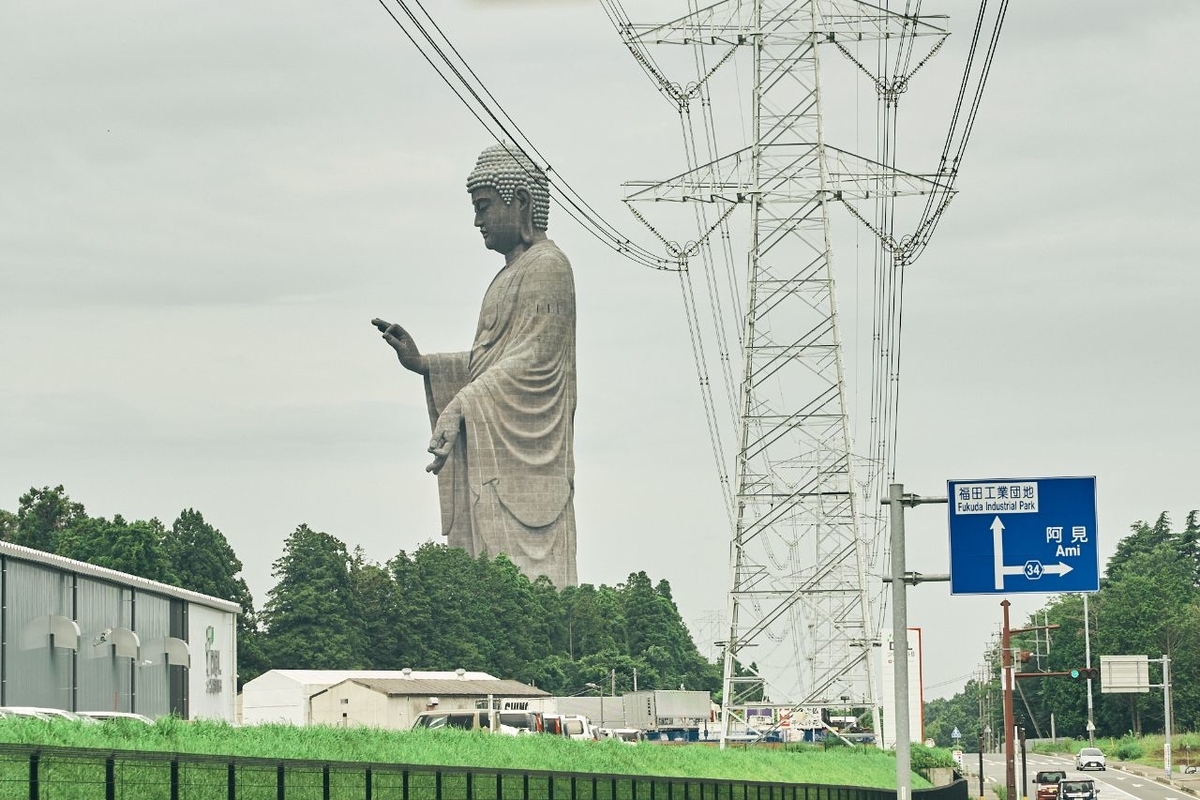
[
  {"xmin": 1059, "ymin": 780, "xmax": 1099, "ymax": 800},
  {"xmin": 0, "ymin": 706, "xmax": 96, "ymax": 723},
  {"xmin": 1034, "ymin": 770, "xmax": 1067, "ymax": 800},
  {"xmin": 598, "ymin": 727, "xmax": 644, "ymax": 744},
  {"xmin": 1075, "ymin": 747, "xmax": 1107, "ymax": 771}
]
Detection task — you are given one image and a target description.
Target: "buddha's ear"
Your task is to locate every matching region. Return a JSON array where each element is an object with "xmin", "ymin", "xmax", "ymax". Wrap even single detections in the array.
[{"xmin": 514, "ymin": 186, "xmax": 536, "ymax": 246}]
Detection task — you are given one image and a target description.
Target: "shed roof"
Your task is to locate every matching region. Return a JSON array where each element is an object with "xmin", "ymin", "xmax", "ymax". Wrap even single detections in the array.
[
  {"xmin": 330, "ymin": 677, "xmax": 550, "ymax": 698},
  {"xmin": 251, "ymin": 669, "xmax": 499, "ymax": 687}
]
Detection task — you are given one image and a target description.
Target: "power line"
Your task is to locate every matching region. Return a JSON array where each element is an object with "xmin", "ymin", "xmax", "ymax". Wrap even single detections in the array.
[{"xmin": 374, "ymin": 0, "xmax": 675, "ymax": 271}]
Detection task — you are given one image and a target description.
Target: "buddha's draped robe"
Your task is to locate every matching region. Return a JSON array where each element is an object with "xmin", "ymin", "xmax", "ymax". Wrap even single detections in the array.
[{"xmin": 423, "ymin": 239, "xmax": 578, "ymax": 588}]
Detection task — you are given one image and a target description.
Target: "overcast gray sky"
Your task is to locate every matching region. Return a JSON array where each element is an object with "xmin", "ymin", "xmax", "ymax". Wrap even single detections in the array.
[{"xmin": 2, "ymin": 1, "xmax": 1197, "ymax": 707}]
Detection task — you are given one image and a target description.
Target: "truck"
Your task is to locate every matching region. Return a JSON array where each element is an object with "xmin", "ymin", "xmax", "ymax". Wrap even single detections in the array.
[{"xmin": 623, "ymin": 690, "xmax": 711, "ymax": 734}]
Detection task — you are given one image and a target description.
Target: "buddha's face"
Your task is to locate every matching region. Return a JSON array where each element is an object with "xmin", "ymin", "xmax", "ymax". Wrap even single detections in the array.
[{"xmin": 471, "ymin": 186, "xmax": 523, "ymax": 256}]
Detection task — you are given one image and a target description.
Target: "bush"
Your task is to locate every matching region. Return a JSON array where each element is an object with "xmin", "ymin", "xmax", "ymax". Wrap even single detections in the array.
[
  {"xmin": 910, "ymin": 743, "xmax": 956, "ymax": 771},
  {"xmin": 1113, "ymin": 736, "xmax": 1143, "ymax": 761}
]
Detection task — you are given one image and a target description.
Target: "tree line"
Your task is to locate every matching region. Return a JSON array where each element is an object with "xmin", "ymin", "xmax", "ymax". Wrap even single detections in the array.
[
  {"xmin": 924, "ymin": 510, "xmax": 1200, "ymax": 746},
  {"xmin": 0, "ymin": 485, "xmax": 721, "ymax": 696}
]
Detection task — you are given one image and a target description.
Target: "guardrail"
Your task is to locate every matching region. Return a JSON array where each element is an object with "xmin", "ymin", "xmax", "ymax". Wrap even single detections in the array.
[{"xmin": 0, "ymin": 743, "xmax": 971, "ymax": 800}]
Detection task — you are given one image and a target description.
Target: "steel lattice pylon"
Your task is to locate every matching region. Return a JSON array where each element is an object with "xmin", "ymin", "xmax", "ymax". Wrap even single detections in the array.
[{"xmin": 618, "ymin": 0, "xmax": 948, "ymax": 743}]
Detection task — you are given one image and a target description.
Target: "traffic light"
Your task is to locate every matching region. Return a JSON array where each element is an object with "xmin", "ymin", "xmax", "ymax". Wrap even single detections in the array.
[{"xmin": 1069, "ymin": 667, "xmax": 1098, "ymax": 680}]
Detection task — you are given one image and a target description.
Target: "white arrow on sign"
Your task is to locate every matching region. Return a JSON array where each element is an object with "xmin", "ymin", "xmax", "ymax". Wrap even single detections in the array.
[
  {"xmin": 991, "ymin": 517, "xmax": 1075, "ymax": 589},
  {"xmin": 998, "ymin": 562, "xmax": 1074, "ymax": 579},
  {"xmin": 992, "ymin": 517, "xmax": 1005, "ymax": 590}
]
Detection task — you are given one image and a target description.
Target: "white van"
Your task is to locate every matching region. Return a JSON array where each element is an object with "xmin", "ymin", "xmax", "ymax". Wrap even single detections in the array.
[{"xmin": 411, "ymin": 710, "xmax": 520, "ymax": 735}]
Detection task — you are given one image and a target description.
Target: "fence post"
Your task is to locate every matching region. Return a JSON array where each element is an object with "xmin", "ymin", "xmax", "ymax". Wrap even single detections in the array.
[
  {"xmin": 227, "ymin": 762, "xmax": 236, "ymax": 800},
  {"xmin": 402, "ymin": 769, "xmax": 409, "ymax": 800},
  {"xmin": 106, "ymin": 756, "xmax": 116, "ymax": 800},
  {"xmin": 365, "ymin": 767, "xmax": 373, "ymax": 800},
  {"xmin": 277, "ymin": 763, "xmax": 285, "ymax": 800},
  {"xmin": 496, "ymin": 773, "xmax": 503, "ymax": 799},
  {"xmin": 171, "ymin": 759, "xmax": 180, "ymax": 800},
  {"xmin": 28, "ymin": 752, "xmax": 39, "ymax": 800},
  {"xmin": 323, "ymin": 764, "xmax": 331, "ymax": 800}
]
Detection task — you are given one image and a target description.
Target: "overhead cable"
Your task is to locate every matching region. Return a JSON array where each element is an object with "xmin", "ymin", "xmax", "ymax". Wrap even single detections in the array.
[{"xmin": 374, "ymin": 0, "xmax": 675, "ymax": 271}]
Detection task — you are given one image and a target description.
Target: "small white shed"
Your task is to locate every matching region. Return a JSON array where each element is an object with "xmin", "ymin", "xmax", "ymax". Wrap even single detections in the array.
[
  {"xmin": 240, "ymin": 669, "xmax": 506, "ymax": 725},
  {"xmin": 309, "ymin": 676, "xmax": 550, "ymax": 730}
]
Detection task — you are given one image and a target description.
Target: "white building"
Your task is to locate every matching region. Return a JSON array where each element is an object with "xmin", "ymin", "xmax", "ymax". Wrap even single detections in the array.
[
  {"xmin": 0, "ymin": 540, "xmax": 239, "ymax": 721},
  {"xmin": 240, "ymin": 669, "xmax": 547, "ymax": 727},
  {"xmin": 310, "ymin": 675, "xmax": 550, "ymax": 730}
]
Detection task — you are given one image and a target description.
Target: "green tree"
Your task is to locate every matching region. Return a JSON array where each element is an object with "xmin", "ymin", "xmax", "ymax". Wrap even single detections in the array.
[
  {"xmin": 560, "ymin": 584, "xmax": 620, "ymax": 660},
  {"xmin": 260, "ymin": 524, "xmax": 366, "ymax": 670},
  {"xmin": 166, "ymin": 509, "xmax": 254, "ymax": 607},
  {"xmin": 0, "ymin": 508, "xmax": 16, "ymax": 541},
  {"xmin": 618, "ymin": 572, "xmax": 719, "ymax": 693},
  {"xmin": 56, "ymin": 514, "xmax": 177, "ymax": 584},
  {"xmin": 390, "ymin": 543, "xmax": 491, "ymax": 670},
  {"xmin": 165, "ymin": 508, "xmax": 265, "ymax": 685},
  {"xmin": 13, "ymin": 485, "xmax": 85, "ymax": 552},
  {"xmin": 350, "ymin": 550, "xmax": 400, "ymax": 670}
]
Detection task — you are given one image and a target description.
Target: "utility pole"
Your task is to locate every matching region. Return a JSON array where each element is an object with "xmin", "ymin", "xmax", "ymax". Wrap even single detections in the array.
[
  {"xmin": 1002, "ymin": 601, "xmax": 1017, "ymax": 800},
  {"xmin": 1082, "ymin": 593, "xmax": 1096, "ymax": 745}
]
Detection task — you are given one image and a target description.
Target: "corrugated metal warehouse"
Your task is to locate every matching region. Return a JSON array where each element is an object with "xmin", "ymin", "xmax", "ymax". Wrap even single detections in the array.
[{"xmin": 0, "ymin": 540, "xmax": 239, "ymax": 721}]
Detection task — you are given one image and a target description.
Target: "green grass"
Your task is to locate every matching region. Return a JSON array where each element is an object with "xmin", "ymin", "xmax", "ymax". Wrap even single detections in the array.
[{"xmin": 0, "ymin": 718, "xmax": 931, "ymax": 788}]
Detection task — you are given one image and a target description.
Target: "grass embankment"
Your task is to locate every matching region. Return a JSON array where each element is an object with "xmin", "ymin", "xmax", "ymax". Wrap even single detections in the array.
[{"xmin": 0, "ymin": 718, "xmax": 933, "ymax": 788}]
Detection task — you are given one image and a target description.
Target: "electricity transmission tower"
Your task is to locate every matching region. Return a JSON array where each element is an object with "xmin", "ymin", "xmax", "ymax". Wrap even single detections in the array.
[{"xmin": 609, "ymin": 0, "xmax": 950, "ymax": 741}]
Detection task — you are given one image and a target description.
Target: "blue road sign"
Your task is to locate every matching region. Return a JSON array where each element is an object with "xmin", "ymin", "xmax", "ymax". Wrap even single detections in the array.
[{"xmin": 947, "ymin": 476, "xmax": 1098, "ymax": 595}]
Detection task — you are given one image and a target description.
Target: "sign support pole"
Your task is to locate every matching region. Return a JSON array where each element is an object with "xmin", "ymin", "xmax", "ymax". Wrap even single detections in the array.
[
  {"xmin": 888, "ymin": 483, "xmax": 912, "ymax": 800},
  {"xmin": 884, "ymin": 484, "xmax": 947, "ymax": 800}
]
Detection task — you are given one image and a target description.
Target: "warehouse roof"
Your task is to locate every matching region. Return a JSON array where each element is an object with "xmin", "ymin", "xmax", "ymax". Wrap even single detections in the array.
[
  {"xmin": 323, "ymin": 677, "xmax": 550, "ymax": 698},
  {"xmin": 0, "ymin": 540, "xmax": 241, "ymax": 614}
]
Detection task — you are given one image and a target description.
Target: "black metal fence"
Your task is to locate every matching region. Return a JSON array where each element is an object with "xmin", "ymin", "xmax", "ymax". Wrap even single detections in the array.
[{"xmin": 0, "ymin": 743, "xmax": 970, "ymax": 800}]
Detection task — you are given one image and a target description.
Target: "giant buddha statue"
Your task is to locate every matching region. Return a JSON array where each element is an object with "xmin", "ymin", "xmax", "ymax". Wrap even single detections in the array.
[{"xmin": 372, "ymin": 143, "xmax": 578, "ymax": 588}]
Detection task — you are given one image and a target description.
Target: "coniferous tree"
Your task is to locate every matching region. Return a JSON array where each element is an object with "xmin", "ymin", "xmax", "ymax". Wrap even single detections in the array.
[
  {"xmin": 166, "ymin": 508, "xmax": 266, "ymax": 686},
  {"xmin": 351, "ymin": 549, "xmax": 401, "ymax": 669},
  {"xmin": 260, "ymin": 524, "xmax": 366, "ymax": 670}
]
